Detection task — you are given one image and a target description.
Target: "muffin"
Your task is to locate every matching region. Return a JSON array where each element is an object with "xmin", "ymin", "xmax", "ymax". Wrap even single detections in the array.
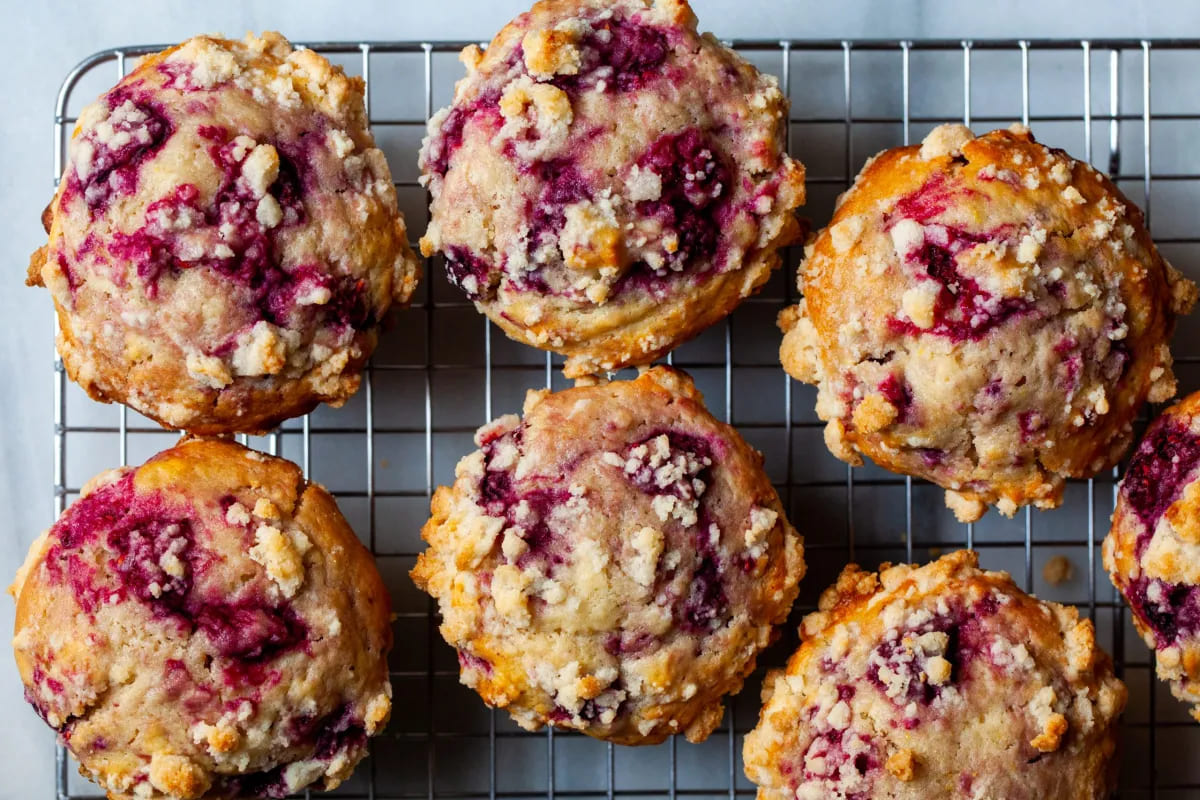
[
  {"xmin": 780, "ymin": 123, "xmax": 1196, "ymax": 522},
  {"xmin": 410, "ymin": 366, "xmax": 805, "ymax": 743},
  {"xmin": 744, "ymin": 551, "xmax": 1126, "ymax": 800},
  {"xmin": 28, "ymin": 32, "xmax": 420, "ymax": 434},
  {"xmin": 418, "ymin": 0, "xmax": 805, "ymax": 378},
  {"xmin": 11, "ymin": 438, "xmax": 392, "ymax": 799},
  {"xmin": 1104, "ymin": 390, "xmax": 1200, "ymax": 720}
]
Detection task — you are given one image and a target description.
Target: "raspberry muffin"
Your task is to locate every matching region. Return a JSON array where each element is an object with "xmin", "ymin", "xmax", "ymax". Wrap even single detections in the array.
[
  {"xmin": 1104, "ymin": 390, "xmax": 1200, "ymax": 720},
  {"xmin": 28, "ymin": 32, "xmax": 420, "ymax": 434},
  {"xmin": 780, "ymin": 123, "xmax": 1196, "ymax": 522},
  {"xmin": 11, "ymin": 438, "xmax": 392, "ymax": 799},
  {"xmin": 744, "ymin": 551, "xmax": 1126, "ymax": 800},
  {"xmin": 411, "ymin": 367, "xmax": 805, "ymax": 743},
  {"xmin": 418, "ymin": 0, "xmax": 805, "ymax": 378}
]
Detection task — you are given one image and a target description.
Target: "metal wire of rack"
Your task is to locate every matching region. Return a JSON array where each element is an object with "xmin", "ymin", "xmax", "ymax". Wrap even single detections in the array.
[{"xmin": 46, "ymin": 36, "xmax": 1200, "ymax": 799}]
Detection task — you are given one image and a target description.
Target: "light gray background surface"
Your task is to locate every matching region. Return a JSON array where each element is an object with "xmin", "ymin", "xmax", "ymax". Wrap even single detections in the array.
[{"xmin": 1, "ymin": 1, "xmax": 1196, "ymax": 797}]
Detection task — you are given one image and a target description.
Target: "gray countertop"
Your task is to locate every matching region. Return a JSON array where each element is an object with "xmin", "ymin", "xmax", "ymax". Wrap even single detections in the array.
[{"xmin": 2, "ymin": 0, "xmax": 1194, "ymax": 796}]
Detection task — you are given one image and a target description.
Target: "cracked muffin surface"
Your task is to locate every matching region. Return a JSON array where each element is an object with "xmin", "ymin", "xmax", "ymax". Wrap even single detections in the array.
[
  {"xmin": 743, "ymin": 550, "xmax": 1126, "ymax": 800},
  {"xmin": 29, "ymin": 32, "xmax": 420, "ymax": 434},
  {"xmin": 1104, "ymin": 390, "xmax": 1200, "ymax": 721},
  {"xmin": 780, "ymin": 123, "xmax": 1196, "ymax": 522},
  {"xmin": 411, "ymin": 366, "xmax": 805, "ymax": 744},
  {"xmin": 418, "ymin": 0, "xmax": 805, "ymax": 378},
  {"xmin": 11, "ymin": 438, "xmax": 392, "ymax": 800}
]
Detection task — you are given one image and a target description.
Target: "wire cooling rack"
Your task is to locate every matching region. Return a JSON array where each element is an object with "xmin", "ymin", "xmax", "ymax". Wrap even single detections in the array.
[{"xmin": 47, "ymin": 36, "xmax": 1200, "ymax": 799}]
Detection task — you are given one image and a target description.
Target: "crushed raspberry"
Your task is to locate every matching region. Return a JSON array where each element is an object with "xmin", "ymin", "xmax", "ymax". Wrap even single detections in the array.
[
  {"xmin": 920, "ymin": 449, "xmax": 945, "ymax": 467},
  {"xmin": 287, "ymin": 703, "xmax": 368, "ymax": 760},
  {"xmin": 315, "ymin": 708, "xmax": 367, "ymax": 760},
  {"xmin": 521, "ymin": 159, "xmax": 592, "ymax": 273},
  {"xmin": 680, "ymin": 549, "xmax": 726, "ymax": 633},
  {"xmin": 107, "ymin": 519, "xmax": 192, "ymax": 610},
  {"xmin": 890, "ymin": 173, "xmax": 956, "ymax": 223},
  {"xmin": 477, "ymin": 429, "xmax": 570, "ymax": 567},
  {"xmin": 57, "ymin": 251, "xmax": 80, "ymax": 293},
  {"xmin": 31, "ymin": 665, "xmax": 64, "ymax": 696},
  {"xmin": 457, "ymin": 650, "xmax": 494, "ymax": 674},
  {"xmin": 1102, "ymin": 340, "xmax": 1131, "ymax": 383},
  {"xmin": 157, "ymin": 61, "xmax": 194, "ymax": 90},
  {"xmin": 865, "ymin": 598, "xmax": 1000, "ymax": 715},
  {"xmin": 445, "ymin": 246, "xmax": 497, "ymax": 302},
  {"xmin": 43, "ymin": 473, "xmax": 310, "ymax": 679},
  {"xmin": 218, "ymin": 707, "xmax": 365, "ymax": 798},
  {"xmin": 1125, "ymin": 576, "xmax": 1200, "ymax": 648},
  {"xmin": 162, "ymin": 659, "xmax": 218, "ymax": 715},
  {"xmin": 257, "ymin": 263, "xmax": 377, "ymax": 330},
  {"xmin": 216, "ymin": 768, "xmax": 292, "ymax": 799},
  {"xmin": 64, "ymin": 88, "xmax": 173, "ymax": 213},
  {"xmin": 193, "ymin": 600, "xmax": 308, "ymax": 661},
  {"xmin": 621, "ymin": 430, "xmax": 715, "ymax": 499},
  {"xmin": 43, "ymin": 472, "xmax": 189, "ymax": 614},
  {"xmin": 867, "ymin": 631, "xmax": 950, "ymax": 707},
  {"xmin": 553, "ymin": 17, "xmax": 670, "ymax": 93},
  {"xmin": 795, "ymin": 728, "xmax": 878, "ymax": 798},
  {"xmin": 424, "ymin": 89, "xmax": 501, "ymax": 177},
  {"xmin": 876, "ymin": 375, "xmax": 913, "ymax": 421},
  {"xmin": 24, "ymin": 666, "xmax": 66, "ymax": 729},
  {"xmin": 1054, "ymin": 337, "xmax": 1083, "ymax": 390},
  {"xmin": 510, "ymin": 489, "xmax": 571, "ymax": 562},
  {"xmin": 479, "ymin": 467, "xmax": 513, "ymax": 511},
  {"xmin": 1121, "ymin": 418, "xmax": 1200, "ymax": 549},
  {"xmin": 615, "ymin": 431, "xmax": 730, "ymax": 632},
  {"xmin": 549, "ymin": 693, "xmax": 620, "ymax": 725},
  {"xmin": 603, "ymin": 631, "xmax": 657, "ymax": 655},
  {"xmin": 478, "ymin": 429, "xmax": 522, "ymax": 514},
  {"xmin": 632, "ymin": 129, "xmax": 729, "ymax": 271},
  {"xmin": 157, "ymin": 61, "xmax": 233, "ymax": 93},
  {"xmin": 886, "ymin": 223, "xmax": 1031, "ymax": 341},
  {"xmin": 1018, "ymin": 410, "xmax": 1047, "ymax": 441},
  {"xmin": 610, "ymin": 130, "xmax": 732, "ymax": 299}
]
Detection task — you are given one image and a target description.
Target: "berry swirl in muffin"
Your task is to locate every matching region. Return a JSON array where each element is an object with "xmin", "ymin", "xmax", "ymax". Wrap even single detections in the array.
[
  {"xmin": 1104, "ymin": 391, "xmax": 1200, "ymax": 721},
  {"xmin": 411, "ymin": 367, "xmax": 805, "ymax": 743},
  {"xmin": 744, "ymin": 551, "xmax": 1126, "ymax": 800},
  {"xmin": 11, "ymin": 439, "xmax": 392, "ymax": 800},
  {"xmin": 780, "ymin": 123, "xmax": 1196, "ymax": 521},
  {"xmin": 419, "ymin": 0, "xmax": 805, "ymax": 378},
  {"xmin": 29, "ymin": 32, "xmax": 420, "ymax": 433}
]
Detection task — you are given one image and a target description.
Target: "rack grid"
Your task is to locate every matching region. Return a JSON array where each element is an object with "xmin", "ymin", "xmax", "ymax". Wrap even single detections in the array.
[{"xmin": 48, "ymin": 36, "xmax": 1200, "ymax": 799}]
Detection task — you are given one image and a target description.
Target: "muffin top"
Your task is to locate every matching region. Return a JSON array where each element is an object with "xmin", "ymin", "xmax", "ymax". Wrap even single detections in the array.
[
  {"xmin": 780, "ymin": 123, "xmax": 1196, "ymax": 521},
  {"xmin": 744, "ymin": 551, "xmax": 1126, "ymax": 800},
  {"xmin": 411, "ymin": 367, "xmax": 805, "ymax": 743},
  {"xmin": 11, "ymin": 438, "xmax": 392, "ymax": 800},
  {"xmin": 1104, "ymin": 390, "xmax": 1200, "ymax": 720},
  {"xmin": 419, "ymin": 0, "xmax": 804, "ymax": 377},
  {"xmin": 29, "ymin": 32, "xmax": 419, "ymax": 433}
]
